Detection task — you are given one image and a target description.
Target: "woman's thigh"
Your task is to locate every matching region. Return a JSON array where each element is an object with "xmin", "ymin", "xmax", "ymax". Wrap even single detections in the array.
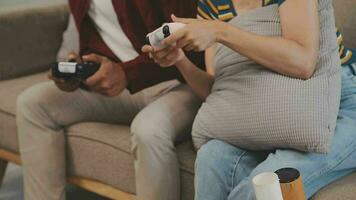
[
  {"xmin": 241, "ymin": 112, "xmax": 356, "ymax": 198},
  {"xmin": 195, "ymin": 140, "xmax": 268, "ymax": 200}
]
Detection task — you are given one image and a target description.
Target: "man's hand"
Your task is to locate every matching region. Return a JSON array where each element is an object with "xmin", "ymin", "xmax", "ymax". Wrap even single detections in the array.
[
  {"xmin": 83, "ymin": 54, "xmax": 127, "ymax": 97},
  {"xmin": 48, "ymin": 52, "xmax": 81, "ymax": 92}
]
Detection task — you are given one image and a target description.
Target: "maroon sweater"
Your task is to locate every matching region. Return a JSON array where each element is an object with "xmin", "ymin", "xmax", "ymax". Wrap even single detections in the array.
[{"xmin": 68, "ymin": 0, "xmax": 205, "ymax": 93}]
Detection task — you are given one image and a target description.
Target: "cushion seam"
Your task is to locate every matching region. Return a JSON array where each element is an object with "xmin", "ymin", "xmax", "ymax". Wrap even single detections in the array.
[
  {"xmin": 67, "ymin": 134, "xmax": 131, "ymax": 154},
  {"xmin": 0, "ymin": 109, "xmax": 15, "ymax": 117}
]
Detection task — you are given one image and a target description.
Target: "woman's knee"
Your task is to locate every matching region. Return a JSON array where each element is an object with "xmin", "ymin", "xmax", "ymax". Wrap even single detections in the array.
[{"xmin": 196, "ymin": 140, "xmax": 246, "ymax": 169}]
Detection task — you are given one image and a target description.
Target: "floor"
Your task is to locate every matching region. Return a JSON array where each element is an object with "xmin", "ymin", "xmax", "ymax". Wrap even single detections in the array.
[{"xmin": 0, "ymin": 164, "xmax": 108, "ymax": 200}]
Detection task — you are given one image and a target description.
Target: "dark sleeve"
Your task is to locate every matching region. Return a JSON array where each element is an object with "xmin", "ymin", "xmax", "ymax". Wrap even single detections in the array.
[
  {"xmin": 121, "ymin": 53, "xmax": 180, "ymax": 93},
  {"xmin": 277, "ymin": 0, "xmax": 286, "ymax": 6}
]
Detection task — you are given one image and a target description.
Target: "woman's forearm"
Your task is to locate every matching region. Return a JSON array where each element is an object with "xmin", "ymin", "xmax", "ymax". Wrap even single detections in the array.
[
  {"xmin": 176, "ymin": 57, "xmax": 214, "ymax": 100},
  {"xmin": 216, "ymin": 22, "xmax": 318, "ymax": 79}
]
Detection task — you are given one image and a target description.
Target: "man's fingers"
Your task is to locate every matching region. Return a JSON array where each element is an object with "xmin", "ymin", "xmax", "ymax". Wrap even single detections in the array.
[
  {"xmin": 183, "ymin": 44, "xmax": 196, "ymax": 52},
  {"xmin": 165, "ymin": 48, "xmax": 180, "ymax": 61},
  {"xmin": 48, "ymin": 72, "xmax": 66, "ymax": 83},
  {"xmin": 85, "ymin": 72, "xmax": 102, "ymax": 87},
  {"xmin": 48, "ymin": 70, "xmax": 53, "ymax": 80},
  {"xmin": 152, "ymin": 46, "xmax": 174, "ymax": 59},
  {"xmin": 82, "ymin": 53, "xmax": 103, "ymax": 63},
  {"xmin": 67, "ymin": 52, "xmax": 80, "ymax": 62},
  {"xmin": 142, "ymin": 45, "xmax": 154, "ymax": 53},
  {"xmin": 171, "ymin": 14, "xmax": 195, "ymax": 24}
]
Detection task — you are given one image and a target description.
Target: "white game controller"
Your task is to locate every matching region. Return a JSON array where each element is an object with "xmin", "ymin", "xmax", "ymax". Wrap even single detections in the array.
[{"xmin": 146, "ymin": 23, "xmax": 186, "ymax": 50}]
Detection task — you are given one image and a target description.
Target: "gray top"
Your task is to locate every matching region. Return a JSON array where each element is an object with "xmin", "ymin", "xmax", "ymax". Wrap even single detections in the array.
[{"xmin": 192, "ymin": 1, "xmax": 341, "ymax": 153}]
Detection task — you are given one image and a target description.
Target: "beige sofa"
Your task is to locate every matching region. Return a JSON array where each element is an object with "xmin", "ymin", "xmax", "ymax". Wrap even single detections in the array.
[{"xmin": 0, "ymin": 1, "xmax": 356, "ymax": 200}]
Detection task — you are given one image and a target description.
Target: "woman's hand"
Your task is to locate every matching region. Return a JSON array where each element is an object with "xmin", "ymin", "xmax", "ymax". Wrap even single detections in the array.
[
  {"xmin": 142, "ymin": 45, "xmax": 186, "ymax": 67},
  {"xmin": 163, "ymin": 15, "xmax": 223, "ymax": 52}
]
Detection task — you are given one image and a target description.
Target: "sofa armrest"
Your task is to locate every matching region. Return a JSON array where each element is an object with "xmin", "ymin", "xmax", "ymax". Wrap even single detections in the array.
[{"xmin": 0, "ymin": 4, "xmax": 69, "ymax": 81}]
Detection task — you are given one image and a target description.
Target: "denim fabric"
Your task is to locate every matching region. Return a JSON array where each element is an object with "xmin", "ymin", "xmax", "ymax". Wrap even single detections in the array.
[{"xmin": 195, "ymin": 63, "xmax": 356, "ymax": 200}]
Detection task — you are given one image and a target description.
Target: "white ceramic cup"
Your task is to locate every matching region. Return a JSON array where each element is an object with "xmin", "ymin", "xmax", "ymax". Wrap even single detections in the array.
[{"xmin": 253, "ymin": 172, "xmax": 284, "ymax": 200}]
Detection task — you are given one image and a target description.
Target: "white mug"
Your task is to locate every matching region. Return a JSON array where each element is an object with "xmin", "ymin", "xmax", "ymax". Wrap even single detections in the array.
[{"xmin": 253, "ymin": 172, "xmax": 284, "ymax": 200}]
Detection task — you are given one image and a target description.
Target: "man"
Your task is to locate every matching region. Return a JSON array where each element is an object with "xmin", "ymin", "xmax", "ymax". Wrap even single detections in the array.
[{"xmin": 16, "ymin": 0, "xmax": 204, "ymax": 200}]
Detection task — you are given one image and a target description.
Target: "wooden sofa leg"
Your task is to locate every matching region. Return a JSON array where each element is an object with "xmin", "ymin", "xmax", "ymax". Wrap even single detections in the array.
[{"xmin": 0, "ymin": 159, "xmax": 8, "ymax": 187}]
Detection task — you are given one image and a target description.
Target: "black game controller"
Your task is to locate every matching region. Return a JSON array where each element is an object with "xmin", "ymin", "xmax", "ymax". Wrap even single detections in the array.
[{"xmin": 51, "ymin": 61, "xmax": 101, "ymax": 80}]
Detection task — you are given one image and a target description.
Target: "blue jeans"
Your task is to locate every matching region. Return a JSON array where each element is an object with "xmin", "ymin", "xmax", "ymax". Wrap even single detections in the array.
[{"xmin": 195, "ymin": 60, "xmax": 356, "ymax": 200}]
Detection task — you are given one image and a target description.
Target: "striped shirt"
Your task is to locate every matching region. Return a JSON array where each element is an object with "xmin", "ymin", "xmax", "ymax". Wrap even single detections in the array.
[{"xmin": 197, "ymin": 0, "xmax": 353, "ymax": 65}]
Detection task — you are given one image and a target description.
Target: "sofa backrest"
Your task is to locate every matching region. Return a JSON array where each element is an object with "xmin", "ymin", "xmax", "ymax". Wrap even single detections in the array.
[{"xmin": 333, "ymin": 0, "xmax": 356, "ymax": 48}]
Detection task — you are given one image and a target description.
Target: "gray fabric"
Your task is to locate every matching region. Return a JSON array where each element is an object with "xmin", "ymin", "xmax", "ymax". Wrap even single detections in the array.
[
  {"xmin": 56, "ymin": 14, "xmax": 79, "ymax": 61},
  {"xmin": 192, "ymin": 2, "xmax": 341, "ymax": 153},
  {"xmin": 0, "ymin": 4, "xmax": 68, "ymax": 81}
]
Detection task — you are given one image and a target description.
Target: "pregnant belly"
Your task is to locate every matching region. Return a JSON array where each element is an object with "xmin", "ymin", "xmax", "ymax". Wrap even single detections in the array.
[{"xmin": 196, "ymin": 74, "xmax": 331, "ymax": 152}]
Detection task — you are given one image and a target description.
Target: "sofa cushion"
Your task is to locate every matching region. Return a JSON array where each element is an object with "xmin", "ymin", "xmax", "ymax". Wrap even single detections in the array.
[
  {"xmin": 312, "ymin": 172, "xmax": 356, "ymax": 200},
  {"xmin": 66, "ymin": 122, "xmax": 136, "ymax": 194},
  {"xmin": 0, "ymin": 72, "xmax": 47, "ymax": 115},
  {"xmin": 0, "ymin": 4, "xmax": 68, "ymax": 81},
  {"xmin": 333, "ymin": 0, "xmax": 356, "ymax": 48},
  {"xmin": 0, "ymin": 112, "xmax": 18, "ymax": 153}
]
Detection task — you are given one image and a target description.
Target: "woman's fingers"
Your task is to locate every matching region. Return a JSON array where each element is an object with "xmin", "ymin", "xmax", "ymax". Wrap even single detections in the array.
[
  {"xmin": 171, "ymin": 14, "xmax": 195, "ymax": 24},
  {"xmin": 176, "ymin": 37, "xmax": 191, "ymax": 49},
  {"xmin": 163, "ymin": 29, "xmax": 186, "ymax": 46}
]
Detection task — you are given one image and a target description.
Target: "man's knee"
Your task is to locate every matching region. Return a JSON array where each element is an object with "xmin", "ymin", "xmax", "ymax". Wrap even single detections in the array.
[
  {"xmin": 130, "ymin": 112, "xmax": 173, "ymax": 149},
  {"xmin": 17, "ymin": 82, "xmax": 54, "ymax": 117}
]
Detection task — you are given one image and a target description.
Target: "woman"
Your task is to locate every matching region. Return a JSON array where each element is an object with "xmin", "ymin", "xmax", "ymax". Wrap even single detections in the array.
[
  {"xmin": 143, "ymin": 0, "xmax": 356, "ymax": 199},
  {"xmin": 144, "ymin": 0, "xmax": 340, "ymax": 153},
  {"xmin": 193, "ymin": 1, "xmax": 356, "ymax": 199}
]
